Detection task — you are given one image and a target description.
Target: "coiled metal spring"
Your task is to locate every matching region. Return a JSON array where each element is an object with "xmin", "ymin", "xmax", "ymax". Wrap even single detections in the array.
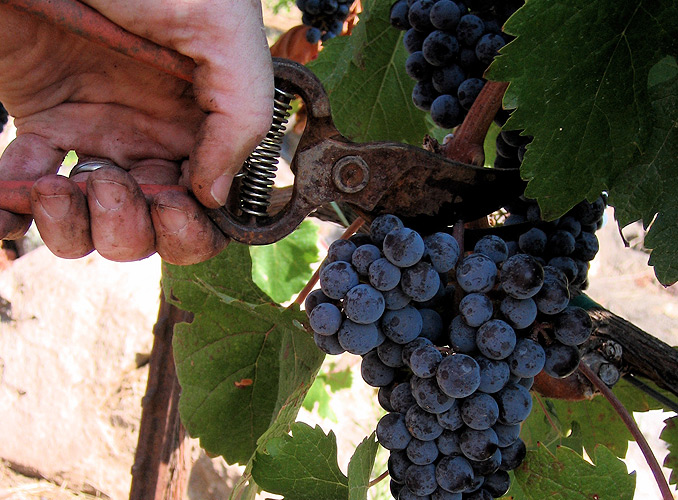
[{"xmin": 238, "ymin": 87, "xmax": 295, "ymax": 217}]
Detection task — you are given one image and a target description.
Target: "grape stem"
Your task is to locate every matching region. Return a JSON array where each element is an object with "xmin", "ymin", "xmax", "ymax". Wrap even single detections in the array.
[
  {"xmin": 293, "ymin": 217, "xmax": 365, "ymax": 306},
  {"xmin": 368, "ymin": 469, "xmax": 389, "ymax": 487},
  {"xmin": 442, "ymin": 81, "xmax": 509, "ymax": 165},
  {"xmin": 534, "ymin": 393, "xmax": 559, "ymax": 435},
  {"xmin": 578, "ymin": 362, "xmax": 674, "ymax": 500}
]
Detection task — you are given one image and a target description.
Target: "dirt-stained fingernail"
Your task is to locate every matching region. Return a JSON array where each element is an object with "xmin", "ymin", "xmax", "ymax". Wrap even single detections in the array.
[
  {"xmin": 37, "ymin": 193, "xmax": 72, "ymax": 219},
  {"xmin": 90, "ymin": 179, "xmax": 128, "ymax": 210},
  {"xmin": 157, "ymin": 205, "xmax": 189, "ymax": 233},
  {"xmin": 210, "ymin": 174, "xmax": 232, "ymax": 207}
]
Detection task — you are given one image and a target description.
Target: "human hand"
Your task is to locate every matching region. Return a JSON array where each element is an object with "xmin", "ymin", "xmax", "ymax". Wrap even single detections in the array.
[{"xmin": 0, "ymin": 0, "xmax": 274, "ymax": 264}]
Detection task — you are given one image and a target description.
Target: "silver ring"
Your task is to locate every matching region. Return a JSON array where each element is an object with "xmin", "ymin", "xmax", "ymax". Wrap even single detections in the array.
[{"xmin": 69, "ymin": 158, "xmax": 119, "ymax": 178}]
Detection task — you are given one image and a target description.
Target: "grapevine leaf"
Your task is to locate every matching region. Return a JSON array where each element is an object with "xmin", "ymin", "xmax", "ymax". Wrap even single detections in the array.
[
  {"xmin": 251, "ymin": 422, "xmax": 349, "ymax": 500},
  {"xmin": 250, "ymin": 221, "xmax": 319, "ymax": 303},
  {"xmin": 521, "ymin": 378, "xmax": 665, "ymax": 458},
  {"xmin": 162, "ymin": 244, "xmax": 325, "ymax": 464},
  {"xmin": 347, "ymin": 433, "xmax": 379, "ymax": 500},
  {"xmin": 307, "ymin": 0, "xmax": 430, "ymax": 144},
  {"xmin": 514, "ymin": 444, "xmax": 635, "ymax": 500},
  {"xmin": 660, "ymin": 415, "xmax": 678, "ymax": 485},
  {"xmin": 487, "ymin": 0, "xmax": 678, "ymax": 284}
]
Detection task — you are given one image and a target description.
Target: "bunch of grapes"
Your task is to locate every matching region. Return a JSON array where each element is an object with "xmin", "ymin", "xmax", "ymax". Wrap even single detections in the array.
[
  {"xmin": 297, "ymin": 0, "xmax": 354, "ymax": 43},
  {"xmin": 304, "ymin": 213, "xmax": 595, "ymax": 499},
  {"xmin": 388, "ymin": 0, "xmax": 523, "ymax": 129},
  {"xmin": 0, "ymin": 103, "xmax": 7, "ymax": 134}
]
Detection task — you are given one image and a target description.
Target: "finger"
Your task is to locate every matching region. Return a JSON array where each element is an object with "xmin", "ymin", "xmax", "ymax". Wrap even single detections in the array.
[
  {"xmin": 151, "ymin": 189, "xmax": 228, "ymax": 265},
  {"xmin": 30, "ymin": 175, "xmax": 93, "ymax": 258},
  {"xmin": 86, "ymin": 166, "xmax": 155, "ymax": 261},
  {"xmin": 0, "ymin": 133, "xmax": 65, "ymax": 239}
]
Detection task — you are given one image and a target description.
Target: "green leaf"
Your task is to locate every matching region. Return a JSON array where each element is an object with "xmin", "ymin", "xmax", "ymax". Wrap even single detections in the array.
[
  {"xmin": 162, "ymin": 244, "xmax": 325, "ymax": 464},
  {"xmin": 250, "ymin": 221, "xmax": 319, "ymax": 303},
  {"xmin": 487, "ymin": 0, "xmax": 678, "ymax": 284},
  {"xmin": 307, "ymin": 0, "xmax": 430, "ymax": 144},
  {"xmin": 521, "ymin": 378, "xmax": 666, "ymax": 458},
  {"xmin": 515, "ymin": 445, "xmax": 635, "ymax": 500},
  {"xmin": 251, "ymin": 422, "xmax": 349, "ymax": 500},
  {"xmin": 303, "ymin": 364, "xmax": 354, "ymax": 422},
  {"xmin": 348, "ymin": 433, "xmax": 379, "ymax": 500},
  {"xmin": 660, "ymin": 415, "xmax": 678, "ymax": 485}
]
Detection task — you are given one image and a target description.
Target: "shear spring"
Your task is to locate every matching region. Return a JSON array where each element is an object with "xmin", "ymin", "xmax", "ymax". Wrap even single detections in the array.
[{"xmin": 238, "ymin": 87, "xmax": 295, "ymax": 217}]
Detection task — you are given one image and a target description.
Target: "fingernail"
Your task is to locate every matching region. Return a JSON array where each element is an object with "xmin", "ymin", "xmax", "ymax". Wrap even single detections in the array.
[
  {"xmin": 91, "ymin": 179, "xmax": 127, "ymax": 210},
  {"xmin": 210, "ymin": 174, "xmax": 232, "ymax": 206},
  {"xmin": 37, "ymin": 193, "xmax": 71, "ymax": 219},
  {"xmin": 157, "ymin": 205, "xmax": 188, "ymax": 233}
]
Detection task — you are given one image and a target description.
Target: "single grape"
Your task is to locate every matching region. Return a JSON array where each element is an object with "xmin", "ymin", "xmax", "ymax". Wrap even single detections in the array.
[
  {"xmin": 313, "ymin": 332, "xmax": 345, "ymax": 355},
  {"xmin": 495, "ymin": 383, "xmax": 533, "ymax": 425},
  {"xmin": 422, "ymin": 30, "xmax": 460, "ymax": 67},
  {"xmin": 436, "ymin": 402, "xmax": 464, "ymax": 431},
  {"xmin": 304, "ymin": 288, "xmax": 332, "ymax": 317},
  {"xmin": 327, "ymin": 238, "xmax": 357, "ymax": 263},
  {"xmin": 370, "ymin": 214, "xmax": 404, "ymax": 245},
  {"xmin": 448, "ymin": 315, "xmax": 478, "ymax": 353},
  {"xmin": 475, "ymin": 33, "xmax": 506, "ymax": 65},
  {"xmin": 476, "ymin": 319, "xmax": 516, "ymax": 360},
  {"xmin": 337, "ymin": 319, "xmax": 380, "ymax": 355},
  {"xmin": 383, "ymin": 286, "xmax": 412, "ymax": 310},
  {"xmin": 493, "ymin": 422, "xmax": 520, "ymax": 447},
  {"xmin": 401, "ymin": 262, "xmax": 442, "ymax": 302},
  {"xmin": 407, "ymin": 438, "xmax": 440, "ymax": 465},
  {"xmin": 343, "ymin": 284, "xmax": 385, "ymax": 324},
  {"xmin": 554, "ymin": 306, "xmax": 592, "ymax": 346},
  {"xmin": 543, "ymin": 343, "xmax": 581, "ymax": 378},
  {"xmin": 436, "ymin": 353, "xmax": 481, "ymax": 398},
  {"xmin": 309, "ymin": 302, "xmax": 343, "ymax": 335},
  {"xmin": 382, "ymin": 305, "xmax": 424, "ymax": 344},
  {"xmin": 461, "ymin": 393, "xmax": 500, "ymax": 430},
  {"xmin": 351, "ymin": 244, "xmax": 382, "ymax": 275},
  {"xmin": 573, "ymin": 231, "xmax": 599, "ymax": 261},
  {"xmin": 499, "ymin": 296, "xmax": 538, "ymax": 329},
  {"xmin": 430, "ymin": 94, "xmax": 463, "ymax": 129},
  {"xmin": 361, "ymin": 350, "xmax": 396, "ymax": 387},
  {"xmin": 456, "ymin": 14, "xmax": 484, "ymax": 47},
  {"xmin": 389, "ymin": 0, "xmax": 411, "ymax": 30},
  {"xmin": 319, "ymin": 260, "xmax": 359, "ymax": 299},
  {"xmin": 404, "ymin": 28, "xmax": 427, "ymax": 53},
  {"xmin": 410, "ymin": 375, "xmax": 455, "ymax": 413},
  {"xmin": 412, "ymin": 80, "xmax": 439, "ymax": 111},
  {"xmin": 474, "ymin": 235, "xmax": 509, "ymax": 265},
  {"xmin": 499, "ymin": 437, "xmax": 526, "ymax": 471},
  {"xmin": 432, "ymin": 65, "xmax": 466, "ymax": 95},
  {"xmin": 534, "ymin": 269, "xmax": 570, "ymax": 315},
  {"xmin": 546, "ymin": 230, "xmax": 576, "ymax": 257},
  {"xmin": 379, "ymin": 384, "xmax": 396, "ymax": 412},
  {"xmin": 430, "ymin": 0, "xmax": 461, "ymax": 30},
  {"xmin": 402, "ymin": 337, "xmax": 434, "ymax": 366},
  {"xmin": 518, "ymin": 227, "xmax": 547, "ymax": 255},
  {"xmin": 388, "ymin": 449, "xmax": 411, "ymax": 483},
  {"xmin": 408, "ymin": 0, "xmax": 436, "ymax": 31},
  {"xmin": 369, "ymin": 257, "xmax": 402, "ymax": 291},
  {"xmin": 378, "ymin": 339, "xmax": 406, "ymax": 368},
  {"xmin": 391, "ymin": 380, "xmax": 418, "ymax": 413},
  {"xmin": 460, "ymin": 427, "xmax": 499, "ymax": 461},
  {"xmin": 390, "ymin": 480, "xmax": 404, "ymax": 499},
  {"xmin": 435, "ymin": 455, "xmax": 474, "ymax": 493},
  {"xmin": 507, "ymin": 338, "xmax": 546, "ymax": 378},
  {"xmin": 456, "ymin": 253, "xmax": 497, "ymax": 293},
  {"xmin": 410, "ymin": 344, "xmax": 444, "ymax": 378},
  {"xmin": 500, "ymin": 253, "xmax": 544, "ymax": 299},
  {"xmin": 470, "ymin": 448, "xmax": 501, "ymax": 476},
  {"xmin": 459, "ymin": 293, "xmax": 493, "ymax": 327},
  {"xmin": 476, "ymin": 355, "xmax": 510, "ymax": 394},
  {"xmin": 406, "ymin": 463, "xmax": 438, "ymax": 496},
  {"xmin": 457, "ymin": 78, "xmax": 485, "ymax": 110},
  {"xmin": 558, "ymin": 216, "xmax": 582, "ymax": 237},
  {"xmin": 483, "ymin": 470, "xmax": 511, "ymax": 497},
  {"xmin": 548, "ymin": 256, "xmax": 578, "ymax": 284},
  {"xmin": 406, "ymin": 51, "xmax": 434, "ymax": 81},
  {"xmin": 383, "ymin": 227, "xmax": 426, "ymax": 267},
  {"xmin": 377, "ymin": 412, "xmax": 412, "ymax": 450},
  {"xmin": 519, "ymin": 376, "xmax": 535, "ymax": 390},
  {"xmin": 419, "ymin": 308, "xmax": 444, "ymax": 344},
  {"xmin": 406, "ymin": 405, "xmax": 444, "ymax": 441}
]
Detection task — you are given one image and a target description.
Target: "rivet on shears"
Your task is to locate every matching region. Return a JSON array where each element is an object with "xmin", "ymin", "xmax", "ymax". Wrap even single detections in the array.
[{"xmin": 332, "ymin": 156, "xmax": 370, "ymax": 194}]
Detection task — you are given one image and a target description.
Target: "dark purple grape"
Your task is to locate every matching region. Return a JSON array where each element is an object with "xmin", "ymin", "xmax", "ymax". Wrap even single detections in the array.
[
  {"xmin": 546, "ymin": 230, "xmax": 576, "ymax": 256},
  {"xmin": 388, "ymin": 449, "xmax": 411, "ymax": 483},
  {"xmin": 476, "ymin": 319, "xmax": 516, "ymax": 360},
  {"xmin": 304, "ymin": 288, "xmax": 332, "ymax": 317},
  {"xmin": 543, "ymin": 343, "xmax": 581, "ymax": 378},
  {"xmin": 343, "ymin": 284, "xmax": 385, "ymax": 324},
  {"xmin": 402, "ymin": 262, "xmax": 442, "ymax": 302},
  {"xmin": 371, "ymin": 214, "xmax": 404, "ymax": 245},
  {"xmin": 384, "ymin": 286, "xmax": 412, "ymax": 310},
  {"xmin": 493, "ymin": 422, "xmax": 520, "ymax": 447},
  {"xmin": 361, "ymin": 350, "xmax": 396, "ymax": 387},
  {"xmin": 406, "ymin": 463, "xmax": 438, "ymax": 496},
  {"xmin": 419, "ymin": 308, "xmax": 444, "ymax": 344},
  {"xmin": 391, "ymin": 380, "xmax": 417, "ymax": 413},
  {"xmin": 435, "ymin": 455, "xmax": 474, "ymax": 493},
  {"xmin": 431, "ymin": 64, "xmax": 467, "ymax": 94},
  {"xmin": 430, "ymin": 94, "xmax": 463, "ymax": 129},
  {"xmin": 413, "ymin": 80, "xmax": 439, "ymax": 111},
  {"xmin": 379, "ymin": 384, "xmax": 396, "ymax": 411},
  {"xmin": 378, "ymin": 339, "xmax": 406, "ymax": 368},
  {"xmin": 518, "ymin": 227, "xmax": 547, "ymax": 255},
  {"xmin": 459, "ymin": 293, "xmax": 493, "ymax": 328},
  {"xmin": 499, "ymin": 437, "xmax": 526, "ymax": 471},
  {"xmin": 404, "ymin": 28, "xmax": 427, "ymax": 53},
  {"xmin": 436, "ymin": 429, "xmax": 462, "ymax": 455},
  {"xmin": 406, "ymin": 51, "xmax": 434, "ymax": 81},
  {"xmin": 461, "ymin": 393, "xmax": 500, "ymax": 430},
  {"xmin": 483, "ymin": 470, "xmax": 511, "ymax": 497},
  {"xmin": 499, "ymin": 296, "xmax": 537, "ymax": 329},
  {"xmin": 456, "ymin": 14, "xmax": 485, "ymax": 46},
  {"xmin": 384, "ymin": 227, "xmax": 426, "ymax": 267},
  {"xmin": 507, "ymin": 338, "xmax": 545, "ymax": 377},
  {"xmin": 500, "ymin": 253, "xmax": 544, "ymax": 299},
  {"xmin": 410, "ymin": 375, "xmax": 456, "ymax": 413},
  {"xmin": 424, "ymin": 232, "xmax": 461, "ymax": 273},
  {"xmin": 309, "ymin": 302, "xmax": 343, "ymax": 335},
  {"xmin": 337, "ymin": 319, "xmax": 380, "ymax": 355},
  {"xmin": 436, "ymin": 353, "xmax": 481, "ymax": 398},
  {"xmin": 407, "ymin": 438, "xmax": 440, "ymax": 465},
  {"xmin": 377, "ymin": 412, "xmax": 412, "ymax": 450},
  {"xmin": 437, "ymin": 403, "xmax": 464, "ymax": 431},
  {"xmin": 319, "ymin": 260, "xmax": 359, "ymax": 299},
  {"xmin": 369, "ymin": 257, "xmax": 402, "ymax": 291},
  {"xmin": 457, "ymin": 77, "xmax": 485, "ymax": 110},
  {"xmin": 460, "ymin": 427, "xmax": 498, "ymax": 461},
  {"xmin": 351, "ymin": 243, "xmax": 382, "ymax": 275},
  {"xmin": 313, "ymin": 332, "xmax": 345, "ymax": 355},
  {"xmin": 422, "ymin": 30, "xmax": 460, "ymax": 66},
  {"xmin": 410, "ymin": 344, "xmax": 444, "ymax": 378},
  {"xmin": 476, "ymin": 356, "xmax": 510, "ymax": 394},
  {"xmin": 474, "ymin": 235, "xmax": 509, "ymax": 265},
  {"xmin": 554, "ymin": 306, "xmax": 592, "ymax": 346},
  {"xmin": 430, "ymin": 0, "xmax": 461, "ymax": 30},
  {"xmin": 382, "ymin": 305, "xmax": 423, "ymax": 344},
  {"xmin": 390, "ymin": 0, "xmax": 411, "ymax": 30},
  {"xmin": 408, "ymin": 0, "xmax": 436, "ymax": 31},
  {"xmin": 475, "ymin": 32, "xmax": 506, "ymax": 65},
  {"xmin": 456, "ymin": 253, "xmax": 497, "ymax": 293},
  {"xmin": 406, "ymin": 405, "xmax": 444, "ymax": 441},
  {"xmin": 327, "ymin": 238, "xmax": 357, "ymax": 263},
  {"xmin": 495, "ymin": 383, "xmax": 532, "ymax": 425},
  {"xmin": 573, "ymin": 231, "xmax": 599, "ymax": 261}
]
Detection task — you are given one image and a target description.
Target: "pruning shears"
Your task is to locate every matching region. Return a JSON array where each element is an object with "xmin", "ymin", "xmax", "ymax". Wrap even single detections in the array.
[{"xmin": 0, "ymin": 0, "xmax": 525, "ymax": 245}]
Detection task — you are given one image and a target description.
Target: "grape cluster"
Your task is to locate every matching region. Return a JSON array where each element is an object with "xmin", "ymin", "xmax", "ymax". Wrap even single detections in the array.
[
  {"xmin": 388, "ymin": 0, "xmax": 522, "ymax": 129},
  {"xmin": 305, "ymin": 214, "xmax": 595, "ymax": 499},
  {"xmin": 297, "ymin": 0, "xmax": 353, "ymax": 43},
  {"xmin": 0, "ymin": 103, "xmax": 7, "ymax": 134}
]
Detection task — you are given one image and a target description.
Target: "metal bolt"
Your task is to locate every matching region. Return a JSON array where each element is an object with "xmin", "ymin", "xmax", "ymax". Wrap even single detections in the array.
[{"xmin": 332, "ymin": 156, "xmax": 370, "ymax": 194}]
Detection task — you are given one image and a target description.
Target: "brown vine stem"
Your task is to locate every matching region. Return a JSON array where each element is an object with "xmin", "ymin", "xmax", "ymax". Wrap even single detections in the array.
[
  {"xmin": 578, "ymin": 362, "xmax": 674, "ymax": 500},
  {"xmin": 293, "ymin": 217, "xmax": 365, "ymax": 306},
  {"xmin": 368, "ymin": 470, "xmax": 389, "ymax": 487},
  {"xmin": 534, "ymin": 393, "xmax": 559, "ymax": 435},
  {"xmin": 442, "ymin": 81, "xmax": 509, "ymax": 165}
]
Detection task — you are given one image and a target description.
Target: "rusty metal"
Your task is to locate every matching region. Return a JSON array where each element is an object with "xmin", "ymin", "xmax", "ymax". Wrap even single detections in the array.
[
  {"xmin": 208, "ymin": 59, "xmax": 525, "ymax": 245},
  {"xmin": 1, "ymin": 0, "xmax": 196, "ymax": 82}
]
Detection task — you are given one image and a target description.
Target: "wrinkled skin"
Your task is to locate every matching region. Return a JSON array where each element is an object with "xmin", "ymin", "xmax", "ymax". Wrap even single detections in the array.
[{"xmin": 0, "ymin": 1, "xmax": 273, "ymax": 264}]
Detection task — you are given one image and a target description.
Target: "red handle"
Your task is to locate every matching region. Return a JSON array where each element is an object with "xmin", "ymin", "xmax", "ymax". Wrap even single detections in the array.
[{"xmin": 0, "ymin": 180, "xmax": 188, "ymax": 214}]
